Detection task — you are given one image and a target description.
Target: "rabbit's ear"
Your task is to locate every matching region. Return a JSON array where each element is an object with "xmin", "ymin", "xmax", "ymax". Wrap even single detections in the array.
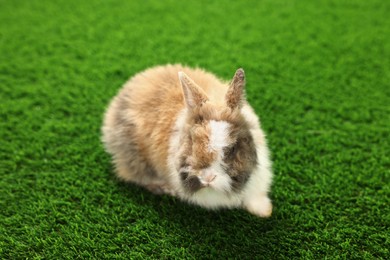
[
  {"xmin": 226, "ymin": 68, "xmax": 246, "ymax": 109},
  {"xmin": 178, "ymin": 72, "xmax": 208, "ymax": 109}
]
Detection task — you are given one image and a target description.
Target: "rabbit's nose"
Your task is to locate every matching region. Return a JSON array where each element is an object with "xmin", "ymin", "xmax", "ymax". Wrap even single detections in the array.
[{"xmin": 200, "ymin": 172, "xmax": 216, "ymax": 185}]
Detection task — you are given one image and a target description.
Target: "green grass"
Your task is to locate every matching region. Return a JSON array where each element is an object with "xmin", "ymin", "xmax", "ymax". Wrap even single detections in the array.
[{"xmin": 1, "ymin": 0, "xmax": 389, "ymax": 258}]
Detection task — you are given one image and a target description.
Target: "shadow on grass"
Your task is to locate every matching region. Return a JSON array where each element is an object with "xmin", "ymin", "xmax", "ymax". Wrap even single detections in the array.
[{"xmin": 115, "ymin": 179, "xmax": 290, "ymax": 257}]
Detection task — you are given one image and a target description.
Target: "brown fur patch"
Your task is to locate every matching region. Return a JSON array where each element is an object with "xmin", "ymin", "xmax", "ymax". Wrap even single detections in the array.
[
  {"xmin": 190, "ymin": 124, "xmax": 217, "ymax": 169},
  {"xmin": 222, "ymin": 131, "xmax": 257, "ymax": 191}
]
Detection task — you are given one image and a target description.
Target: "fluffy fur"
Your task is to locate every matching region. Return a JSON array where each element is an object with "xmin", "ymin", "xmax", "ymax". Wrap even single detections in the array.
[{"xmin": 101, "ymin": 64, "xmax": 273, "ymax": 217}]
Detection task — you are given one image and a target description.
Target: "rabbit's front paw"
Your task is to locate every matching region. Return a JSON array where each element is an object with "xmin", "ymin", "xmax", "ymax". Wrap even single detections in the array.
[{"xmin": 244, "ymin": 195, "xmax": 272, "ymax": 218}]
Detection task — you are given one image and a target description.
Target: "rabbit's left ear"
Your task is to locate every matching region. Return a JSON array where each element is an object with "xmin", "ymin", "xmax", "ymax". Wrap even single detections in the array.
[
  {"xmin": 179, "ymin": 71, "xmax": 209, "ymax": 109},
  {"xmin": 226, "ymin": 68, "xmax": 246, "ymax": 109}
]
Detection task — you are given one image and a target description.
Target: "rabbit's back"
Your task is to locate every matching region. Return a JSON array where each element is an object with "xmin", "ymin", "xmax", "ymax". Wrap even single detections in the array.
[{"xmin": 102, "ymin": 64, "xmax": 226, "ymax": 181}]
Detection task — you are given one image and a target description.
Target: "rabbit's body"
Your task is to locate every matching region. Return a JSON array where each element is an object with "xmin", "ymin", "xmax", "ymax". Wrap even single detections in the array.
[{"xmin": 102, "ymin": 64, "xmax": 273, "ymax": 217}]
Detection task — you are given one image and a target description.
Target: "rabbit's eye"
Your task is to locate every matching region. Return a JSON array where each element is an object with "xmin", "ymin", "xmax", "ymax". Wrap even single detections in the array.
[
  {"xmin": 225, "ymin": 144, "xmax": 237, "ymax": 158},
  {"xmin": 180, "ymin": 171, "xmax": 189, "ymax": 181},
  {"xmin": 231, "ymin": 176, "xmax": 239, "ymax": 182}
]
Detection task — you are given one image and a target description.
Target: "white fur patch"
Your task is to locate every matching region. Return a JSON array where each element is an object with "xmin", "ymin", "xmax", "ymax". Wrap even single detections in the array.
[
  {"xmin": 200, "ymin": 162, "xmax": 231, "ymax": 193},
  {"xmin": 208, "ymin": 120, "xmax": 230, "ymax": 152},
  {"xmin": 188, "ymin": 160, "xmax": 241, "ymax": 209},
  {"xmin": 189, "ymin": 187, "xmax": 242, "ymax": 209}
]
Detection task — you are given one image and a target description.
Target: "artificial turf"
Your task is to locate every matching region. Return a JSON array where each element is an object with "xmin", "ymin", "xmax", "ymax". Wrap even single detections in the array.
[{"xmin": 1, "ymin": 0, "xmax": 389, "ymax": 258}]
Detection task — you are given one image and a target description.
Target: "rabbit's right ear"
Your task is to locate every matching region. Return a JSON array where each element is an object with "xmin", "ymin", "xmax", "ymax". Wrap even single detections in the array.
[
  {"xmin": 178, "ymin": 72, "xmax": 208, "ymax": 109},
  {"xmin": 225, "ymin": 68, "xmax": 246, "ymax": 110}
]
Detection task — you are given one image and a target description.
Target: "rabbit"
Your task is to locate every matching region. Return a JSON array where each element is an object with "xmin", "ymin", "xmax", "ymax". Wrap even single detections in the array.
[{"xmin": 101, "ymin": 64, "xmax": 273, "ymax": 218}]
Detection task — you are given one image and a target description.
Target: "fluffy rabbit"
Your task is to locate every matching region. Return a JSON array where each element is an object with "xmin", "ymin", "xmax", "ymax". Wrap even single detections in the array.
[{"xmin": 102, "ymin": 65, "xmax": 273, "ymax": 217}]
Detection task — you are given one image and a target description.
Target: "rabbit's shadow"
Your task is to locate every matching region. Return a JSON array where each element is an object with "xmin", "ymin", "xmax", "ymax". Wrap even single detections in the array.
[{"xmin": 116, "ymin": 181, "xmax": 281, "ymax": 256}]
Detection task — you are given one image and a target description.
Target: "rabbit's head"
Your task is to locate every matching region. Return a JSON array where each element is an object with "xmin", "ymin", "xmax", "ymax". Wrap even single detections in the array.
[{"xmin": 176, "ymin": 69, "xmax": 258, "ymax": 197}]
